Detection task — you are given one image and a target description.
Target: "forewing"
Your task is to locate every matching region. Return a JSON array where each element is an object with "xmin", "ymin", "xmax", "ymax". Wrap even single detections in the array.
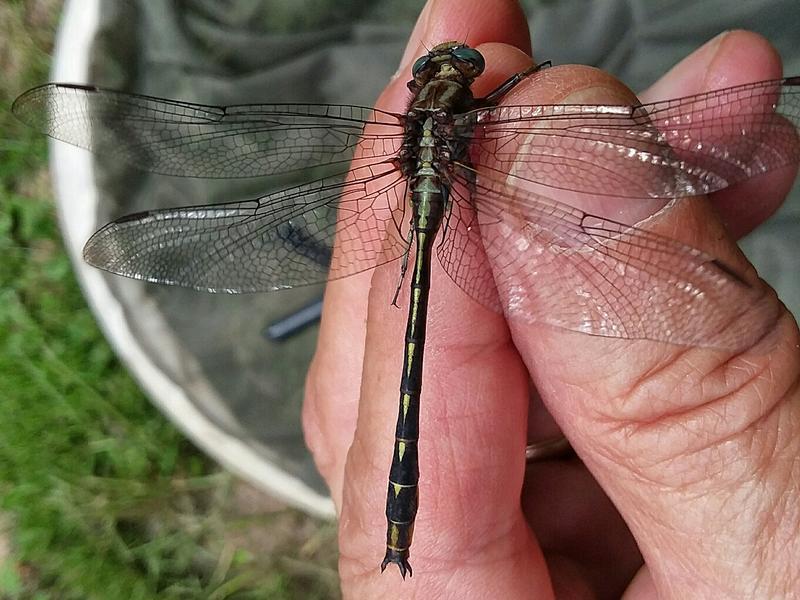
[
  {"xmin": 12, "ymin": 83, "xmax": 405, "ymax": 178},
  {"xmin": 463, "ymin": 77, "xmax": 800, "ymax": 198}
]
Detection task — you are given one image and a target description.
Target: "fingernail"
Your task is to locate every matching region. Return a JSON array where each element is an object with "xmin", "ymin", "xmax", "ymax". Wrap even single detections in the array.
[
  {"xmin": 705, "ymin": 30, "xmax": 732, "ymax": 57},
  {"xmin": 702, "ymin": 30, "xmax": 733, "ymax": 88},
  {"xmin": 562, "ymin": 85, "xmax": 633, "ymax": 104}
]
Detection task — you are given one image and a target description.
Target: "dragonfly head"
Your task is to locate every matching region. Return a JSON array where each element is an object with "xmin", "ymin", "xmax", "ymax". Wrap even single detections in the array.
[{"xmin": 410, "ymin": 42, "xmax": 485, "ymax": 90}]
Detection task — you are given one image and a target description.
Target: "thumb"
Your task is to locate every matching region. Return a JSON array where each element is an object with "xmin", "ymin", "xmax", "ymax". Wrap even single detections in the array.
[{"xmin": 492, "ymin": 33, "xmax": 800, "ymax": 598}]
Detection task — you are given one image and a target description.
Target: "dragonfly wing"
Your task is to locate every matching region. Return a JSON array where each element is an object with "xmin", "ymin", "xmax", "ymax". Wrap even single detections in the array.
[
  {"xmin": 83, "ymin": 162, "xmax": 409, "ymax": 292},
  {"xmin": 439, "ymin": 171, "xmax": 779, "ymax": 351},
  {"xmin": 12, "ymin": 83, "xmax": 405, "ymax": 178},
  {"xmin": 463, "ymin": 77, "xmax": 800, "ymax": 198},
  {"xmin": 437, "ymin": 182, "xmax": 503, "ymax": 314}
]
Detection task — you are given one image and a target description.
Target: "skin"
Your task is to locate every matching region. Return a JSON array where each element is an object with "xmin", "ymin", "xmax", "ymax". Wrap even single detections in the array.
[{"xmin": 303, "ymin": 0, "xmax": 800, "ymax": 597}]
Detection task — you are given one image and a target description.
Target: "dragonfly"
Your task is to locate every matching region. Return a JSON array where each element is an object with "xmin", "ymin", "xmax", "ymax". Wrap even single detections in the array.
[{"xmin": 12, "ymin": 41, "xmax": 800, "ymax": 578}]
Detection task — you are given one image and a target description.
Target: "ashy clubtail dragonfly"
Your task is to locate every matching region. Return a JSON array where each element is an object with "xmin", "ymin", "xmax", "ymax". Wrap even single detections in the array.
[{"xmin": 12, "ymin": 41, "xmax": 800, "ymax": 578}]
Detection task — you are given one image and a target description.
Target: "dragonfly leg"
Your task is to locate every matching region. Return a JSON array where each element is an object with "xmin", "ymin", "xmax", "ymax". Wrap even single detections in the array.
[
  {"xmin": 481, "ymin": 60, "xmax": 551, "ymax": 104},
  {"xmin": 392, "ymin": 227, "xmax": 415, "ymax": 307}
]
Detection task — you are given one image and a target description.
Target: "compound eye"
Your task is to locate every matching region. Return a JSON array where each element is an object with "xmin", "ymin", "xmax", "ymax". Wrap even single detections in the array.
[
  {"xmin": 451, "ymin": 46, "xmax": 485, "ymax": 74},
  {"xmin": 411, "ymin": 55, "xmax": 431, "ymax": 77}
]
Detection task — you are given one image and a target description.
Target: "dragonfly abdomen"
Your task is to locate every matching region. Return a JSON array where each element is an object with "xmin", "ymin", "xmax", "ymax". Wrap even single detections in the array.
[{"xmin": 381, "ymin": 113, "xmax": 450, "ymax": 579}]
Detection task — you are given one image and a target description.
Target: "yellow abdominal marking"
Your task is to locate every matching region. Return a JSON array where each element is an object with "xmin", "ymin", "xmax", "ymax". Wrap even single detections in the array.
[
  {"xmin": 397, "ymin": 441, "xmax": 406, "ymax": 462},
  {"xmin": 410, "ymin": 287, "xmax": 420, "ymax": 324},
  {"xmin": 402, "ymin": 393, "xmax": 410, "ymax": 419},
  {"xmin": 416, "ymin": 233, "xmax": 427, "ymax": 269}
]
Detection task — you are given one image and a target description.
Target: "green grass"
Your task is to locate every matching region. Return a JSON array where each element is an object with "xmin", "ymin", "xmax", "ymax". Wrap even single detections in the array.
[{"xmin": 0, "ymin": 3, "xmax": 338, "ymax": 598}]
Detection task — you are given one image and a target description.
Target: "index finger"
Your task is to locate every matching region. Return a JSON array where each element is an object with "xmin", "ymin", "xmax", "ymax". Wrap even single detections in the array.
[{"xmin": 304, "ymin": 0, "xmax": 555, "ymax": 594}]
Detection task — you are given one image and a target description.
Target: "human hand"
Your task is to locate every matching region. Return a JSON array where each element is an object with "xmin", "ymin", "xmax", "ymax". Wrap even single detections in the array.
[{"xmin": 304, "ymin": 0, "xmax": 800, "ymax": 598}]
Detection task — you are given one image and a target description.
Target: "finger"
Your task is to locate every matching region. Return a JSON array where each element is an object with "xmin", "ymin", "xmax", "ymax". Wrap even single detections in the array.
[
  {"xmin": 486, "ymin": 63, "xmax": 651, "ymax": 598},
  {"xmin": 332, "ymin": 0, "xmax": 559, "ymax": 596},
  {"xmin": 302, "ymin": 0, "xmax": 532, "ymax": 513},
  {"xmin": 397, "ymin": 0, "xmax": 532, "ymax": 73},
  {"xmin": 494, "ymin": 43, "xmax": 800, "ymax": 600},
  {"xmin": 479, "ymin": 48, "xmax": 648, "ymax": 599},
  {"xmin": 639, "ymin": 29, "xmax": 796, "ymax": 239}
]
